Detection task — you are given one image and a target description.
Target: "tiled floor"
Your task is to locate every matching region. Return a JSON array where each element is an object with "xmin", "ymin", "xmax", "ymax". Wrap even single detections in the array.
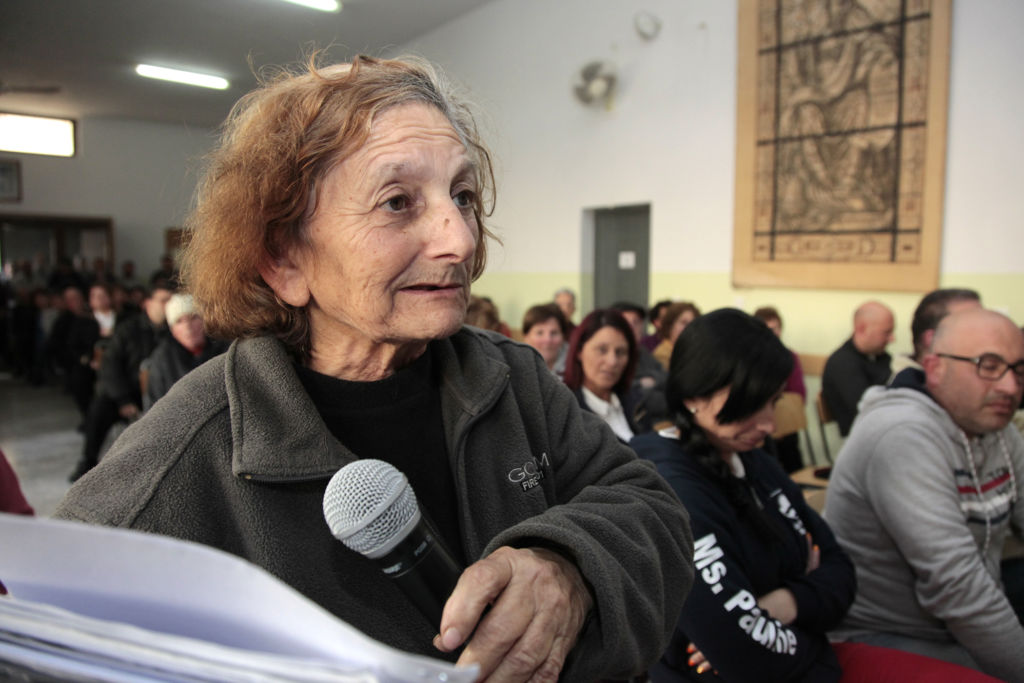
[{"xmin": 0, "ymin": 372, "xmax": 114, "ymax": 517}]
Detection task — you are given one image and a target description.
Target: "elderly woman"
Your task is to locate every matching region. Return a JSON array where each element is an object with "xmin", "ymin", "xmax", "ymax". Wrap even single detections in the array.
[{"xmin": 56, "ymin": 56, "xmax": 691, "ymax": 681}]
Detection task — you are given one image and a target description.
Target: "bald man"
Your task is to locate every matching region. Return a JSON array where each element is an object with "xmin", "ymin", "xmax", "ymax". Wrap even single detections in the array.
[
  {"xmin": 822, "ymin": 301, "xmax": 895, "ymax": 435},
  {"xmin": 825, "ymin": 309, "xmax": 1024, "ymax": 680}
]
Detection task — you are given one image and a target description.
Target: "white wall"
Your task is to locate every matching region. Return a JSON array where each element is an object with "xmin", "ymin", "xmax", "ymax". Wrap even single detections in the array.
[
  {"xmin": 404, "ymin": 0, "xmax": 738, "ymax": 273},
  {"xmin": 943, "ymin": 0, "xmax": 1024, "ymax": 272},
  {"xmin": 404, "ymin": 0, "xmax": 1024, "ymax": 276},
  {"xmin": 5, "ymin": 0, "xmax": 1023, "ymax": 286},
  {"xmin": 6, "ymin": 118, "xmax": 214, "ymax": 275}
]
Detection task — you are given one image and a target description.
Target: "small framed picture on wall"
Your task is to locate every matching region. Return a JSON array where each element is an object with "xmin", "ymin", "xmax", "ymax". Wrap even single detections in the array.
[{"xmin": 0, "ymin": 159, "xmax": 22, "ymax": 202}]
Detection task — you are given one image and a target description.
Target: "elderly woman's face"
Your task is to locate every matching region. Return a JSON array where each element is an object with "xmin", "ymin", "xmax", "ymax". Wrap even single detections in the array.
[{"xmin": 270, "ymin": 103, "xmax": 478, "ymax": 364}]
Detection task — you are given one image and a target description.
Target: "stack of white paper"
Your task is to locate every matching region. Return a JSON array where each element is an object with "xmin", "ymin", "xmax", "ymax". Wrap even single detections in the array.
[{"xmin": 0, "ymin": 513, "xmax": 477, "ymax": 682}]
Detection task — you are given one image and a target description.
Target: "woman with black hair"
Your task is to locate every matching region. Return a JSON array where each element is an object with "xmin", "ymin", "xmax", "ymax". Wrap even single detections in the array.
[
  {"xmin": 631, "ymin": 308, "xmax": 996, "ymax": 682},
  {"xmin": 564, "ymin": 309, "xmax": 648, "ymax": 442}
]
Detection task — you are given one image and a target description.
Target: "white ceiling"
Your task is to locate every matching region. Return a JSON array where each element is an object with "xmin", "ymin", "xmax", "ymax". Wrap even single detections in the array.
[{"xmin": 0, "ymin": 0, "xmax": 496, "ymax": 128}]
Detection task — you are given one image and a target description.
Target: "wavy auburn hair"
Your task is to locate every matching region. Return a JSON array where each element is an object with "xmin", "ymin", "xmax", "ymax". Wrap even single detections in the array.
[{"xmin": 180, "ymin": 54, "xmax": 497, "ymax": 359}]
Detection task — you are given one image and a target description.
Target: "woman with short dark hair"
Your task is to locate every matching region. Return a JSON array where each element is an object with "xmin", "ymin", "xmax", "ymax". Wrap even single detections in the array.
[
  {"xmin": 522, "ymin": 302, "xmax": 569, "ymax": 375},
  {"xmin": 632, "ymin": 308, "xmax": 994, "ymax": 682}
]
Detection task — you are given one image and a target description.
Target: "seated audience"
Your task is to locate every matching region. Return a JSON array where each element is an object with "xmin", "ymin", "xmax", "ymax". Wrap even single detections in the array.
[
  {"xmin": 70, "ymin": 284, "xmax": 173, "ymax": 481},
  {"xmin": 642, "ymin": 299, "xmax": 672, "ymax": 352},
  {"xmin": 9, "ymin": 286, "xmax": 41, "ymax": 384},
  {"xmin": 632, "ymin": 308, "xmax": 998, "ymax": 682},
  {"xmin": 119, "ymin": 259, "xmax": 141, "ymax": 289},
  {"xmin": 55, "ymin": 55, "xmax": 692, "ymax": 679},
  {"xmin": 821, "ymin": 300, "xmax": 894, "ymax": 436},
  {"xmin": 464, "ymin": 295, "xmax": 511, "ymax": 337},
  {"xmin": 46, "ymin": 286, "xmax": 86, "ymax": 392},
  {"xmin": 889, "ymin": 288, "xmax": 982, "ymax": 379},
  {"xmin": 753, "ymin": 305, "xmax": 806, "ymax": 473},
  {"xmin": 611, "ymin": 301, "xmax": 669, "ymax": 426},
  {"xmin": 143, "ymin": 293, "xmax": 227, "ymax": 411},
  {"xmin": 522, "ymin": 302, "xmax": 569, "ymax": 377},
  {"xmin": 563, "ymin": 309, "xmax": 649, "ymax": 442},
  {"xmin": 65, "ymin": 284, "xmax": 118, "ymax": 422},
  {"xmin": 149, "ymin": 253, "xmax": 180, "ymax": 289},
  {"xmin": 825, "ymin": 308, "xmax": 1024, "ymax": 680},
  {"xmin": 554, "ymin": 286, "xmax": 577, "ymax": 335},
  {"xmin": 652, "ymin": 301, "xmax": 700, "ymax": 371}
]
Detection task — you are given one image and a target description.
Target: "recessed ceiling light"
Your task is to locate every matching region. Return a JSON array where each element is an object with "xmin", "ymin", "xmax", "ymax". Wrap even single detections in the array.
[
  {"xmin": 135, "ymin": 64, "xmax": 229, "ymax": 90},
  {"xmin": 279, "ymin": 0, "xmax": 341, "ymax": 11}
]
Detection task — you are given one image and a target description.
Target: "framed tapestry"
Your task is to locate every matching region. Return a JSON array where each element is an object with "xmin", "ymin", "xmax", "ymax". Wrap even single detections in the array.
[{"xmin": 733, "ymin": 0, "xmax": 951, "ymax": 292}]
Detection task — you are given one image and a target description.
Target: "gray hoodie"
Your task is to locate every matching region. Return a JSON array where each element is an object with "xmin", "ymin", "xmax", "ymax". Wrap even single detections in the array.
[{"xmin": 825, "ymin": 372, "xmax": 1024, "ymax": 681}]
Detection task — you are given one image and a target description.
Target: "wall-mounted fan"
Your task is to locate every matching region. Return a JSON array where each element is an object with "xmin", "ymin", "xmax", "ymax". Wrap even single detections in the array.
[{"xmin": 572, "ymin": 60, "xmax": 617, "ymax": 109}]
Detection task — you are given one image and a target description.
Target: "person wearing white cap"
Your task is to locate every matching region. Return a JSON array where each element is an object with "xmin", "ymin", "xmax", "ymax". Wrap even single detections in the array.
[{"xmin": 141, "ymin": 293, "xmax": 227, "ymax": 410}]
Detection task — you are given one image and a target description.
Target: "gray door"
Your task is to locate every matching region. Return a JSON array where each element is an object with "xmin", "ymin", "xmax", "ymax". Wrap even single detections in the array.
[{"xmin": 593, "ymin": 204, "xmax": 650, "ymax": 309}]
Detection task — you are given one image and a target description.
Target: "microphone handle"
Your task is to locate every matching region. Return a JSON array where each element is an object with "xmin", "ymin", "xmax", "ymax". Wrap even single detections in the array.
[{"xmin": 377, "ymin": 520, "xmax": 463, "ymax": 628}]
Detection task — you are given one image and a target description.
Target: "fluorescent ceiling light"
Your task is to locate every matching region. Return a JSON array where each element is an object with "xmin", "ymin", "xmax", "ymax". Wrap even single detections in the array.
[
  {"xmin": 278, "ymin": 0, "xmax": 341, "ymax": 12},
  {"xmin": 135, "ymin": 64, "xmax": 229, "ymax": 90},
  {"xmin": 0, "ymin": 113, "xmax": 75, "ymax": 157}
]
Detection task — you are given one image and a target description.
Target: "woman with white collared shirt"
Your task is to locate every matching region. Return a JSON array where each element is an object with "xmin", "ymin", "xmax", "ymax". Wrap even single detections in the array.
[{"xmin": 563, "ymin": 309, "xmax": 649, "ymax": 442}]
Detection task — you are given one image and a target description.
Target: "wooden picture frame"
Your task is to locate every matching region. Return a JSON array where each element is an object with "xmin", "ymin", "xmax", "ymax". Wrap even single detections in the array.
[
  {"xmin": 0, "ymin": 159, "xmax": 22, "ymax": 202},
  {"xmin": 733, "ymin": 0, "xmax": 951, "ymax": 292}
]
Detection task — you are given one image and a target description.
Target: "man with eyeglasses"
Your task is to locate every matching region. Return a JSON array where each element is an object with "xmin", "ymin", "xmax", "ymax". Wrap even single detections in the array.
[{"xmin": 825, "ymin": 308, "xmax": 1024, "ymax": 681}]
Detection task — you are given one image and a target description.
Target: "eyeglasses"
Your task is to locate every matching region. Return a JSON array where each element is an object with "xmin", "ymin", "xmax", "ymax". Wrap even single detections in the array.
[{"xmin": 936, "ymin": 353, "xmax": 1024, "ymax": 381}]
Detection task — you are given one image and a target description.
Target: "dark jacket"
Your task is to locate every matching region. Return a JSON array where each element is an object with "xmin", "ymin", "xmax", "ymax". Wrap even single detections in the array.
[
  {"xmin": 142, "ymin": 335, "xmax": 227, "ymax": 411},
  {"xmin": 98, "ymin": 314, "xmax": 166, "ymax": 408},
  {"xmin": 632, "ymin": 431, "xmax": 855, "ymax": 682},
  {"xmin": 57, "ymin": 329, "xmax": 694, "ymax": 680},
  {"xmin": 821, "ymin": 338, "xmax": 891, "ymax": 436}
]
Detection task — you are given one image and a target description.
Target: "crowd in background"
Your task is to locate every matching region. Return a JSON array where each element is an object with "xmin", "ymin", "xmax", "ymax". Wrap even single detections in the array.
[
  {"xmin": 0, "ymin": 253, "xmax": 226, "ymax": 481},
  {"xmin": 4, "ymin": 254, "xmax": 1024, "ymax": 679},
  {"xmin": 468, "ymin": 287, "xmax": 1024, "ymax": 680},
  {"xmin": 468, "ymin": 289, "xmax": 809, "ymax": 474}
]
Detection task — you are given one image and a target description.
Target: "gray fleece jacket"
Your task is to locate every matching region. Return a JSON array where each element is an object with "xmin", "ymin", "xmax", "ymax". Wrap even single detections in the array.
[
  {"xmin": 825, "ymin": 372, "xmax": 1024, "ymax": 681},
  {"xmin": 56, "ymin": 329, "xmax": 693, "ymax": 681}
]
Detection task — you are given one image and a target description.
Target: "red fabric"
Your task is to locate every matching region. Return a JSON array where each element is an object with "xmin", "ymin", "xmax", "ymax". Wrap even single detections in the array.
[
  {"xmin": 833, "ymin": 641, "xmax": 1001, "ymax": 682},
  {"xmin": 0, "ymin": 449, "xmax": 34, "ymax": 515}
]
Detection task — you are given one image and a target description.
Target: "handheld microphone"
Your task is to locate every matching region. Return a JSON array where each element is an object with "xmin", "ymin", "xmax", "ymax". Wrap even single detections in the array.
[{"xmin": 322, "ymin": 459, "xmax": 463, "ymax": 629}]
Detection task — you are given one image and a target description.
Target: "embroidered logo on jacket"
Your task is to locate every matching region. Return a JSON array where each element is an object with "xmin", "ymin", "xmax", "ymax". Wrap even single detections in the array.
[{"xmin": 507, "ymin": 452, "xmax": 549, "ymax": 491}]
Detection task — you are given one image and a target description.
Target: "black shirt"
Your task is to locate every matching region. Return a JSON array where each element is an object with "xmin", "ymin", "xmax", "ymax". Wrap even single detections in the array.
[{"xmin": 296, "ymin": 349, "xmax": 466, "ymax": 564}]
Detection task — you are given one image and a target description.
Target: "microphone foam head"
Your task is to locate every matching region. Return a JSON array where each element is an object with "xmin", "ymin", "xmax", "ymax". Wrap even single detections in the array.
[{"xmin": 322, "ymin": 459, "xmax": 421, "ymax": 559}]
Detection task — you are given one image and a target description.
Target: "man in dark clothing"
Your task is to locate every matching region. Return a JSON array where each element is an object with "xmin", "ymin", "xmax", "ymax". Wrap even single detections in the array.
[
  {"xmin": 69, "ymin": 285, "xmax": 173, "ymax": 481},
  {"xmin": 822, "ymin": 300, "xmax": 894, "ymax": 436}
]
